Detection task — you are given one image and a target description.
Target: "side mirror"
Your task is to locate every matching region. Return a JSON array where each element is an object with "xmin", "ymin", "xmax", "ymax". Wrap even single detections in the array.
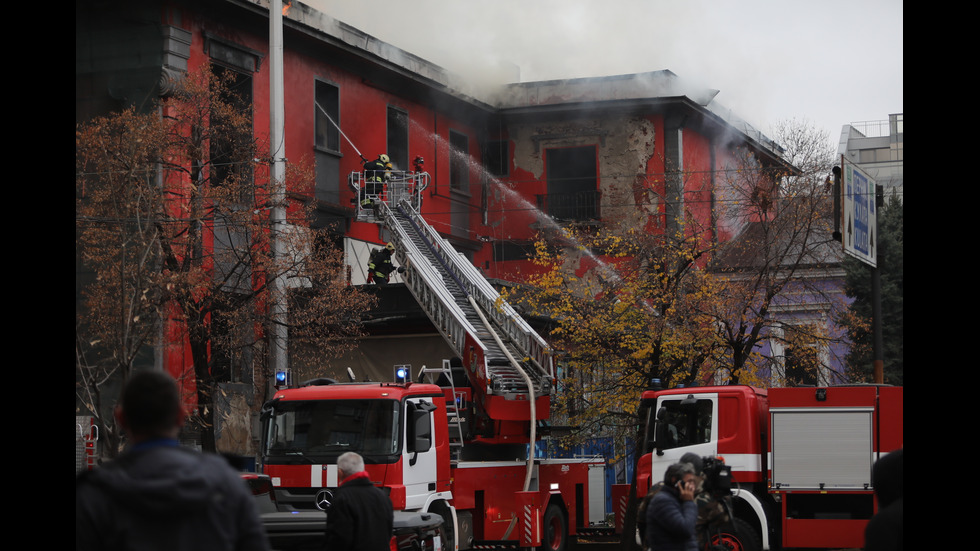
[
  {"xmin": 406, "ymin": 401, "xmax": 437, "ymax": 465},
  {"xmin": 413, "ymin": 408, "xmax": 433, "ymax": 454},
  {"xmin": 654, "ymin": 406, "xmax": 667, "ymax": 456}
]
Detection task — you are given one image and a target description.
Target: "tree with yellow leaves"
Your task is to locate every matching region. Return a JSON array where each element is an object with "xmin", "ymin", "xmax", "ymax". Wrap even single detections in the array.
[
  {"xmin": 507, "ymin": 120, "xmax": 848, "ymax": 451},
  {"xmin": 507, "ymin": 218, "xmax": 726, "ymax": 451}
]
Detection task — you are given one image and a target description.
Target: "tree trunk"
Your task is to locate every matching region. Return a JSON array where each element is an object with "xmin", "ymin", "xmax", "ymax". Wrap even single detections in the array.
[{"xmin": 188, "ymin": 319, "xmax": 217, "ymax": 453}]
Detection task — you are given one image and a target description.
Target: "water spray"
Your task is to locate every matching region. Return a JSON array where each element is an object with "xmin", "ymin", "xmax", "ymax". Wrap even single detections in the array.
[{"xmin": 315, "ymin": 101, "xmax": 368, "ymax": 163}]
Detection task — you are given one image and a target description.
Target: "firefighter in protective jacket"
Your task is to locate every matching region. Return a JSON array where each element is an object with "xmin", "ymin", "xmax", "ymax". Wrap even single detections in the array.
[
  {"xmin": 361, "ymin": 154, "xmax": 392, "ymax": 207},
  {"xmin": 367, "ymin": 242, "xmax": 398, "ymax": 285}
]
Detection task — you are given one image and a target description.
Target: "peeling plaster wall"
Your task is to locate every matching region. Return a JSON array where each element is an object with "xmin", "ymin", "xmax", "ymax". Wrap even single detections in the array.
[
  {"xmin": 505, "ymin": 115, "xmax": 657, "ymax": 235},
  {"xmin": 491, "ymin": 115, "xmax": 659, "ymax": 282},
  {"xmin": 216, "ymin": 387, "xmax": 254, "ymax": 456}
]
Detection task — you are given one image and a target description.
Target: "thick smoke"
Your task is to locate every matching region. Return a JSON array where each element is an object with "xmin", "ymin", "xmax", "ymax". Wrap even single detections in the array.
[{"xmin": 303, "ymin": 0, "xmax": 902, "ymax": 140}]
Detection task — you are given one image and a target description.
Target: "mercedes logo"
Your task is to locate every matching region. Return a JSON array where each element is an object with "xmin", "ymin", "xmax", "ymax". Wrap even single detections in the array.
[{"xmin": 314, "ymin": 488, "xmax": 334, "ymax": 511}]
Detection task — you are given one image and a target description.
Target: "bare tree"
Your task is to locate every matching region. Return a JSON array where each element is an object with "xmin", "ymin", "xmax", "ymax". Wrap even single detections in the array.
[
  {"xmin": 707, "ymin": 119, "xmax": 848, "ymax": 385},
  {"xmin": 76, "ymin": 67, "xmax": 371, "ymax": 456}
]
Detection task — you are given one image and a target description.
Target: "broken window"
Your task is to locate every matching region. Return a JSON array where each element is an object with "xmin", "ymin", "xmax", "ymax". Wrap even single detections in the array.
[
  {"xmin": 387, "ymin": 106, "xmax": 408, "ymax": 171},
  {"xmin": 484, "ymin": 140, "xmax": 509, "ymax": 178},
  {"xmin": 449, "ymin": 130, "xmax": 469, "ymax": 192},
  {"xmin": 543, "ymin": 145, "xmax": 599, "ymax": 221}
]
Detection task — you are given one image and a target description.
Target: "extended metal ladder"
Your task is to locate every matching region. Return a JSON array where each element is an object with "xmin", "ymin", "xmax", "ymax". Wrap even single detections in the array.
[{"xmin": 350, "ymin": 171, "xmax": 554, "ymax": 423}]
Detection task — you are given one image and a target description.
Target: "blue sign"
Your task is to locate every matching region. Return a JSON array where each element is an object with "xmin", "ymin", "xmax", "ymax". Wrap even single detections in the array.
[{"xmin": 843, "ymin": 160, "xmax": 877, "ymax": 267}]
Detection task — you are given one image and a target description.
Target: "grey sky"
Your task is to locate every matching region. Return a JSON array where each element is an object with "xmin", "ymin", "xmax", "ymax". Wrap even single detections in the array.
[{"xmin": 305, "ymin": 0, "xmax": 902, "ymax": 146}]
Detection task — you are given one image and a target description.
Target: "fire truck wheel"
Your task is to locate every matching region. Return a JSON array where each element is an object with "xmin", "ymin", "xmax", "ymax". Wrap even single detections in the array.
[
  {"xmin": 706, "ymin": 518, "xmax": 760, "ymax": 551},
  {"xmin": 540, "ymin": 504, "xmax": 567, "ymax": 551},
  {"xmin": 430, "ymin": 501, "xmax": 455, "ymax": 551}
]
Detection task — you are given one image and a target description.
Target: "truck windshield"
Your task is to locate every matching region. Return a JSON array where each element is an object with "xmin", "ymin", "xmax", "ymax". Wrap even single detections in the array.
[
  {"xmin": 265, "ymin": 399, "xmax": 401, "ymax": 462},
  {"xmin": 652, "ymin": 398, "xmax": 713, "ymax": 450}
]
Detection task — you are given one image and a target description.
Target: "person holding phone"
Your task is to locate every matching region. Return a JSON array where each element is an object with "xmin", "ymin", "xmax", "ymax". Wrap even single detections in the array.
[{"xmin": 645, "ymin": 462, "xmax": 698, "ymax": 551}]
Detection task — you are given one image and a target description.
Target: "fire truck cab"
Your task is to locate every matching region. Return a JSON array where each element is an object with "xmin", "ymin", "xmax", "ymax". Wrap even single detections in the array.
[{"xmin": 261, "ymin": 381, "xmax": 455, "ymax": 520}]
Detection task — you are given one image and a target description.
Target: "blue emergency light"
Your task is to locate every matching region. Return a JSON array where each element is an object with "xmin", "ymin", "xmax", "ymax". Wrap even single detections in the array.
[
  {"xmin": 275, "ymin": 370, "xmax": 289, "ymax": 387},
  {"xmin": 394, "ymin": 365, "xmax": 411, "ymax": 383}
]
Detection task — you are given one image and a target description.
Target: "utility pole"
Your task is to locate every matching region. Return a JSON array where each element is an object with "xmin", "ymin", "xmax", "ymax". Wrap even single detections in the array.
[
  {"xmin": 871, "ymin": 184, "xmax": 884, "ymax": 384},
  {"xmin": 269, "ymin": 0, "xmax": 289, "ymax": 389},
  {"xmin": 837, "ymin": 162, "xmax": 885, "ymax": 384}
]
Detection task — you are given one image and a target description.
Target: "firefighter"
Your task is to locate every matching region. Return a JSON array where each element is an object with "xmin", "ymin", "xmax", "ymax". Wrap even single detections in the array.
[
  {"xmin": 361, "ymin": 154, "xmax": 392, "ymax": 207},
  {"xmin": 367, "ymin": 242, "xmax": 398, "ymax": 286}
]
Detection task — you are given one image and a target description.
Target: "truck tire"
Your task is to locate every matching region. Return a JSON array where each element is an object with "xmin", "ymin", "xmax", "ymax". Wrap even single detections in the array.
[
  {"xmin": 705, "ymin": 518, "xmax": 760, "ymax": 551},
  {"xmin": 540, "ymin": 504, "xmax": 567, "ymax": 551},
  {"xmin": 430, "ymin": 501, "xmax": 456, "ymax": 551}
]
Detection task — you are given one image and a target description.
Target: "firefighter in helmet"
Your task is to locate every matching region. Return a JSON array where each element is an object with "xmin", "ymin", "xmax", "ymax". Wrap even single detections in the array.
[
  {"xmin": 361, "ymin": 153, "xmax": 392, "ymax": 207},
  {"xmin": 367, "ymin": 242, "xmax": 399, "ymax": 286}
]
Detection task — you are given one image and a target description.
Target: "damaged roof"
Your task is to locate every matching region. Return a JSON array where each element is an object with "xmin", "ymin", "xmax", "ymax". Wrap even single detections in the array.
[{"xmin": 261, "ymin": 0, "xmax": 784, "ymax": 159}]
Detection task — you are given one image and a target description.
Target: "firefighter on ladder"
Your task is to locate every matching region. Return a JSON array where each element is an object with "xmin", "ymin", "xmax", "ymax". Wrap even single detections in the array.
[
  {"xmin": 367, "ymin": 242, "xmax": 402, "ymax": 286},
  {"xmin": 361, "ymin": 154, "xmax": 392, "ymax": 210}
]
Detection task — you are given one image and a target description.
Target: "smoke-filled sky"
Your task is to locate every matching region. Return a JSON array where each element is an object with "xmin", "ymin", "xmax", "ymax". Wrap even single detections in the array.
[{"xmin": 305, "ymin": 0, "xmax": 902, "ymax": 147}]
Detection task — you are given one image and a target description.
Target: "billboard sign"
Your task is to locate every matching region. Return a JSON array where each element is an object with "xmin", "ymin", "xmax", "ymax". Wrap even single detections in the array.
[{"xmin": 842, "ymin": 157, "xmax": 877, "ymax": 267}]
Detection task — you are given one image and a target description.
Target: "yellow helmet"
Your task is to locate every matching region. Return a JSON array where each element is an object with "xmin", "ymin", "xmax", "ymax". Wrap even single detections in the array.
[
  {"xmin": 385, "ymin": 242, "xmax": 395, "ymax": 251},
  {"xmin": 379, "ymin": 154, "xmax": 390, "ymax": 164}
]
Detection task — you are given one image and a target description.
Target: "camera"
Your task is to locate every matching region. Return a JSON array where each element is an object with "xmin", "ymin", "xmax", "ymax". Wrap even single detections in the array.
[{"xmin": 700, "ymin": 455, "xmax": 733, "ymax": 498}]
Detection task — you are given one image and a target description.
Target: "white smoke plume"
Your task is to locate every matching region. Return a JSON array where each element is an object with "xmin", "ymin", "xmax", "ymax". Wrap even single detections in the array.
[{"xmin": 302, "ymin": 0, "xmax": 902, "ymax": 144}]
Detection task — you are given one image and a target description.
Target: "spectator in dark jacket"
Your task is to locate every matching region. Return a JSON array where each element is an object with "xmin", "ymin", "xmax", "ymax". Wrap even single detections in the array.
[
  {"xmin": 646, "ymin": 462, "xmax": 698, "ymax": 551},
  {"xmin": 864, "ymin": 448, "xmax": 903, "ymax": 551},
  {"xmin": 325, "ymin": 451, "xmax": 394, "ymax": 551},
  {"xmin": 76, "ymin": 370, "xmax": 269, "ymax": 551}
]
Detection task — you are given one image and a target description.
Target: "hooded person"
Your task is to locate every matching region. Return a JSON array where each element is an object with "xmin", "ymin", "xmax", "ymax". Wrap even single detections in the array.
[
  {"xmin": 864, "ymin": 448, "xmax": 903, "ymax": 550},
  {"xmin": 75, "ymin": 371, "xmax": 269, "ymax": 551}
]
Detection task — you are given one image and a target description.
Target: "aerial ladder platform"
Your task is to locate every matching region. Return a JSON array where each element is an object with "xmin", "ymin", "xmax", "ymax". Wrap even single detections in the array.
[{"xmin": 349, "ymin": 169, "xmax": 554, "ymax": 442}]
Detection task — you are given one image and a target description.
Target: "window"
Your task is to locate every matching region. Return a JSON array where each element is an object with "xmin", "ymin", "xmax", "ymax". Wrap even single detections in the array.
[
  {"xmin": 859, "ymin": 148, "xmax": 891, "ymax": 163},
  {"xmin": 314, "ymin": 80, "xmax": 341, "ymax": 205},
  {"xmin": 209, "ymin": 63, "xmax": 254, "ymax": 288},
  {"xmin": 650, "ymin": 398, "xmax": 713, "ymax": 451},
  {"xmin": 449, "ymin": 130, "xmax": 469, "ymax": 192},
  {"xmin": 784, "ymin": 344, "xmax": 819, "ymax": 387},
  {"xmin": 484, "ymin": 140, "xmax": 509, "ymax": 178},
  {"xmin": 774, "ymin": 324, "xmax": 824, "ymax": 387},
  {"xmin": 210, "ymin": 291, "xmax": 253, "ymax": 384},
  {"xmin": 209, "ymin": 63, "xmax": 253, "ymax": 197},
  {"xmin": 492, "ymin": 240, "xmax": 535, "ymax": 262},
  {"xmin": 265, "ymin": 399, "xmax": 401, "ymax": 463},
  {"xmin": 387, "ymin": 106, "xmax": 408, "ymax": 171},
  {"xmin": 314, "ymin": 81, "xmax": 340, "ymax": 152},
  {"xmin": 543, "ymin": 146, "xmax": 599, "ymax": 220}
]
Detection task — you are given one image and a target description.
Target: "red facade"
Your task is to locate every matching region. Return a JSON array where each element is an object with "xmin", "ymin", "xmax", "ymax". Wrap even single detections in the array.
[{"xmin": 79, "ymin": 0, "xmax": 792, "ymax": 413}]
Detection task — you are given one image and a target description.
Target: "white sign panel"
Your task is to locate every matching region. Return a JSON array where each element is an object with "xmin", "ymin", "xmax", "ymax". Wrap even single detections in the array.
[{"xmin": 842, "ymin": 158, "xmax": 877, "ymax": 267}]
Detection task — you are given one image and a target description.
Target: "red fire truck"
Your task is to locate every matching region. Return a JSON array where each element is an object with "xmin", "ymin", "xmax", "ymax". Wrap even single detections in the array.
[
  {"xmin": 259, "ymin": 169, "xmax": 602, "ymax": 551},
  {"xmin": 260, "ymin": 370, "xmax": 601, "ymax": 551},
  {"xmin": 625, "ymin": 384, "xmax": 903, "ymax": 550}
]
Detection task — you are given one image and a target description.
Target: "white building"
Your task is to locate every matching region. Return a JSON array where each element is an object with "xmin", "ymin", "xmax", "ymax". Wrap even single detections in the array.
[{"xmin": 837, "ymin": 113, "xmax": 903, "ymax": 199}]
